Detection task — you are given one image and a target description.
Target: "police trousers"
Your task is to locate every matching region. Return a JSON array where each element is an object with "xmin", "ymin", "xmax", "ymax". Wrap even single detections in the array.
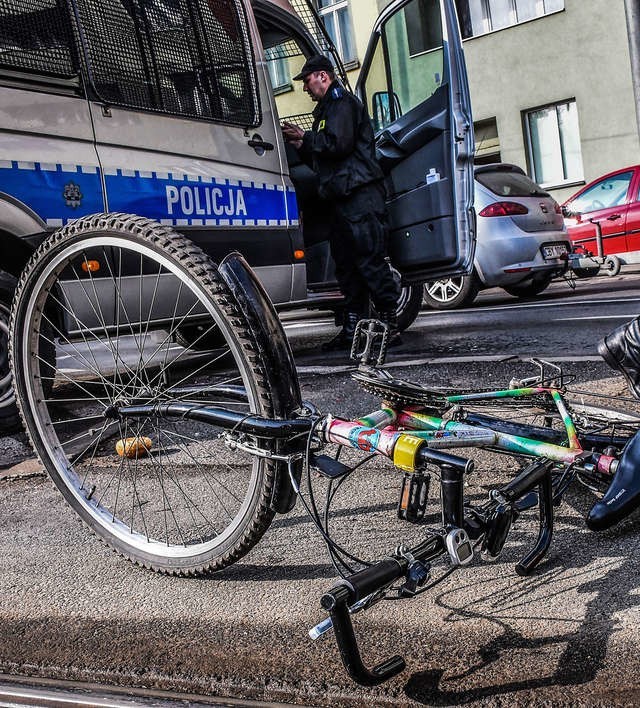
[{"xmin": 330, "ymin": 183, "xmax": 400, "ymax": 316}]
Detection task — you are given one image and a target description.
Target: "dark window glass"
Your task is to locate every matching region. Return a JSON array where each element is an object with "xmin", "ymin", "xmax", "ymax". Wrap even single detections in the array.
[
  {"xmin": 476, "ymin": 169, "xmax": 549, "ymax": 197},
  {"xmin": 0, "ymin": 0, "xmax": 76, "ymax": 77},
  {"xmin": 405, "ymin": 0, "xmax": 442, "ymax": 56},
  {"xmin": 74, "ymin": 0, "xmax": 260, "ymax": 125}
]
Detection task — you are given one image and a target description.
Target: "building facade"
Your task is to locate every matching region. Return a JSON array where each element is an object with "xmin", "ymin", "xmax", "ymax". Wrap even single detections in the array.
[{"xmin": 271, "ymin": 0, "xmax": 640, "ymax": 202}]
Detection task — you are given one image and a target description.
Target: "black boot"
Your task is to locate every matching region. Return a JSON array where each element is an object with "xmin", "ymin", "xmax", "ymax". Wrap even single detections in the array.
[
  {"xmin": 378, "ymin": 310, "xmax": 402, "ymax": 347},
  {"xmin": 598, "ymin": 317, "xmax": 640, "ymax": 399},
  {"xmin": 321, "ymin": 311, "xmax": 360, "ymax": 351},
  {"xmin": 587, "ymin": 430, "xmax": 640, "ymax": 531}
]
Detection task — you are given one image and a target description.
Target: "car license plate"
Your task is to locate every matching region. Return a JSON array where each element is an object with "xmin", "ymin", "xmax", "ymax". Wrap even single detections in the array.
[{"xmin": 542, "ymin": 244, "xmax": 567, "ymax": 260}]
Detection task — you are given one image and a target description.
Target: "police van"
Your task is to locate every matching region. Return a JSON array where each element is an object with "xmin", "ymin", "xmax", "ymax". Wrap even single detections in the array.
[{"xmin": 0, "ymin": 0, "xmax": 474, "ymax": 431}]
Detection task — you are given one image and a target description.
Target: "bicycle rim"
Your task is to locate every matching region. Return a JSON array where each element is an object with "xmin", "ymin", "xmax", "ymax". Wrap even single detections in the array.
[{"xmin": 11, "ymin": 214, "xmax": 277, "ymax": 575}]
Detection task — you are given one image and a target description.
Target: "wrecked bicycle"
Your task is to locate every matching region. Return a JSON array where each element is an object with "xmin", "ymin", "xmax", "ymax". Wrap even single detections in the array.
[{"xmin": 9, "ymin": 214, "xmax": 640, "ymax": 685}]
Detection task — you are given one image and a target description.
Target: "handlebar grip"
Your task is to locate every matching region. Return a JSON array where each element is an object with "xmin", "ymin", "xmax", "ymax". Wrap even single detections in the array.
[
  {"xmin": 322, "ymin": 558, "xmax": 404, "ymax": 607},
  {"xmin": 500, "ymin": 459, "xmax": 553, "ymax": 502}
]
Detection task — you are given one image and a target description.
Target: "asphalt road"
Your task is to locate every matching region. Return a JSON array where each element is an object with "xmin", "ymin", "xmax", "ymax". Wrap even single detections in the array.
[{"xmin": 2, "ymin": 270, "xmax": 640, "ymax": 707}]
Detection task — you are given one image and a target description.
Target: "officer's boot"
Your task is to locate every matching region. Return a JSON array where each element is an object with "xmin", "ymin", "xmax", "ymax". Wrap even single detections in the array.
[
  {"xmin": 587, "ymin": 430, "xmax": 640, "ymax": 531},
  {"xmin": 378, "ymin": 310, "xmax": 402, "ymax": 347},
  {"xmin": 321, "ymin": 311, "xmax": 360, "ymax": 351},
  {"xmin": 598, "ymin": 316, "xmax": 640, "ymax": 399}
]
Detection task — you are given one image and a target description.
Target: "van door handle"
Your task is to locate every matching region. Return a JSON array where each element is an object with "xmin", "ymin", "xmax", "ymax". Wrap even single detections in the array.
[
  {"xmin": 607, "ymin": 213, "xmax": 622, "ymax": 221},
  {"xmin": 248, "ymin": 135, "xmax": 274, "ymax": 154}
]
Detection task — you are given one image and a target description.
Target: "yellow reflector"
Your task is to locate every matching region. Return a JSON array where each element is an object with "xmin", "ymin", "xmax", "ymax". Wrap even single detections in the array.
[
  {"xmin": 293, "ymin": 249, "xmax": 305, "ymax": 260},
  {"xmin": 81, "ymin": 260, "xmax": 100, "ymax": 273},
  {"xmin": 393, "ymin": 434, "xmax": 424, "ymax": 473}
]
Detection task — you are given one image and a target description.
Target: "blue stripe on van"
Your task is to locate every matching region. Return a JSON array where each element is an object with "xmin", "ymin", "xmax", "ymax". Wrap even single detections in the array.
[
  {"xmin": 104, "ymin": 170, "xmax": 298, "ymax": 226},
  {"xmin": 0, "ymin": 161, "xmax": 299, "ymax": 227},
  {"xmin": 0, "ymin": 161, "xmax": 104, "ymax": 225}
]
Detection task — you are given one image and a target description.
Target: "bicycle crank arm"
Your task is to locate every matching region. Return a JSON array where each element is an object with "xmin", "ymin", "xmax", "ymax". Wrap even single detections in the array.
[{"xmin": 109, "ymin": 402, "xmax": 314, "ymax": 438}]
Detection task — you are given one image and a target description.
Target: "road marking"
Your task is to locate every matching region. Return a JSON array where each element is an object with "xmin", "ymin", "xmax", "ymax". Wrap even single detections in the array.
[
  {"xmin": 296, "ymin": 354, "xmax": 603, "ymax": 375},
  {"xmin": 554, "ymin": 315, "xmax": 638, "ymax": 321}
]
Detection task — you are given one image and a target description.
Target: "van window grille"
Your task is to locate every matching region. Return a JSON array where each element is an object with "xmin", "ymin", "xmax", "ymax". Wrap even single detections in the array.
[
  {"xmin": 0, "ymin": 0, "xmax": 76, "ymax": 77},
  {"xmin": 280, "ymin": 112, "xmax": 313, "ymax": 131},
  {"xmin": 72, "ymin": 0, "xmax": 260, "ymax": 126},
  {"xmin": 285, "ymin": 0, "xmax": 349, "ymax": 88},
  {"xmin": 264, "ymin": 39, "xmax": 303, "ymax": 61},
  {"xmin": 288, "ymin": 0, "xmax": 333, "ymax": 53}
]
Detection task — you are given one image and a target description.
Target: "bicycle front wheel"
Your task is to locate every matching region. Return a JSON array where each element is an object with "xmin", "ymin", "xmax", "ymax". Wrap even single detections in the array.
[{"xmin": 11, "ymin": 214, "xmax": 280, "ymax": 575}]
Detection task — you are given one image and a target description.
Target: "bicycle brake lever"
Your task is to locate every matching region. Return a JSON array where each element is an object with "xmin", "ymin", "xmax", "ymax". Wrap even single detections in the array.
[{"xmin": 321, "ymin": 585, "xmax": 405, "ymax": 686}]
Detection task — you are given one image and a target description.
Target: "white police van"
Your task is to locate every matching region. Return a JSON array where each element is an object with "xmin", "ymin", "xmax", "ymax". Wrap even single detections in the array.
[{"xmin": 0, "ymin": 0, "xmax": 474, "ymax": 431}]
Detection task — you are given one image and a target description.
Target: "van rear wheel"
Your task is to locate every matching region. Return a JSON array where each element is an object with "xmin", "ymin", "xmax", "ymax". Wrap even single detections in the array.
[{"xmin": 0, "ymin": 275, "xmax": 19, "ymax": 433}]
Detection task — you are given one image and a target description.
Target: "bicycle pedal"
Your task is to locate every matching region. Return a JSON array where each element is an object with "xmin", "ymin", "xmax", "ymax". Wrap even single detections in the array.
[
  {"xmin": 310, "ymin": 453, "xmax": 351, "ymax": 479},
  {"xmin": 397, "ymin": 472, "xmax": 430, "ymax": 523},
  {"xmin": 351, "ymin": 319, "xmax": 389, "ymax": 367}
]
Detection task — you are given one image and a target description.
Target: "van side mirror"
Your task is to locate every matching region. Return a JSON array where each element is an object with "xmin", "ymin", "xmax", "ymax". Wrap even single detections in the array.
[{"xmin": 372, "ymin": 91, "xmax": 402, "ymax": 131}]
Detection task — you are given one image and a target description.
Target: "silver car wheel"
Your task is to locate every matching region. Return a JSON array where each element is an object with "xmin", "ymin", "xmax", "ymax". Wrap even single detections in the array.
[{"xmin": 425, "ymin": 277, "xmax": 464, "ymax": 304}]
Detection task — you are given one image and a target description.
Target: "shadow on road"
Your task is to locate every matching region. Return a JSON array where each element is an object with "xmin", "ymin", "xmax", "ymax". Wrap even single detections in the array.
[{"xmin": 403, "ymin": 502, "xmax": 640, "ymax": 705}]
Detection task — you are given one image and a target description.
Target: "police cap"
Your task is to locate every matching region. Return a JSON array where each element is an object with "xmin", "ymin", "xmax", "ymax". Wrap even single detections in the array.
[{"xmin": 293, "ymin": 54, "xmax": 334, "ymax": 81}]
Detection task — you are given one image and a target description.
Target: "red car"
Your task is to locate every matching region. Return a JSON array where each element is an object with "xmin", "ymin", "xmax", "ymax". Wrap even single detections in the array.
[{"xmin": 563, "ymin": 165, "xmax": 640, "ymax": 270}]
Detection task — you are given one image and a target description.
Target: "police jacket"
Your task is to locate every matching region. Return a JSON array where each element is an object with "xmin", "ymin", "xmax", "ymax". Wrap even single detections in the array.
[{"xmin": 299, "ymin": 81, "xmax": 384, "ymax": 202}]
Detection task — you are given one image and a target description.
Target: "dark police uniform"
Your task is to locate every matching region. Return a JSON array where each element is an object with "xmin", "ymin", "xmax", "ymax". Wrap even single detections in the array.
[{"xmin": 298, "ymin": 80, "xmax": 400, "ymax": 318}]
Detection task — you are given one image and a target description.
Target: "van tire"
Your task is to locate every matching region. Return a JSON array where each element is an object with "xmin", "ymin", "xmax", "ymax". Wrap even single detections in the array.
[
  {"xmin": 0, "ymin": 274, "xmax": 20, "ymax": 433},
  {"xmin": 395, "ymin": 284, "xmax": 423, "ymax": 331}
]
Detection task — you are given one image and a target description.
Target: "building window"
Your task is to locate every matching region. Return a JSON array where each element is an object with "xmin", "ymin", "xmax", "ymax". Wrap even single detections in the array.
[
  {"xmin": 316, "ymin": 0, "xmax": 356, "ymax": 64},
  {"xmin": 474, "ymin": 117, "xmax": 501, "ymax": 164},
  {"xmin": 455, "ymin": 0, "xmax": 564, "ymax": 38},
  {"xmin": 265, "ymin": 47, "xmax": 291, "ymax": 93},
  {"xmin": 524, "ymin": 99, "xmax": 584, "ymax": 187}
]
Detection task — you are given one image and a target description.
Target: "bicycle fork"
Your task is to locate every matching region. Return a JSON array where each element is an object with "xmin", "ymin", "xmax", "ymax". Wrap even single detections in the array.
[{"xmin": 313, "ymin": 456, "xmax": 556, "ymax": 686}]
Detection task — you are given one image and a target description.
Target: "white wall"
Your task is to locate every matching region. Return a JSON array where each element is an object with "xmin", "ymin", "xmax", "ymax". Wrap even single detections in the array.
[{"xmin": 462, "ymin": 0, "xmax": 640, "ymax": 200}]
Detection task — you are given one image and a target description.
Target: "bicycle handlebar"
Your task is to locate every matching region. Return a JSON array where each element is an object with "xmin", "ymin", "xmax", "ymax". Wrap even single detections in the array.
[{"xmin": 319, "ymin": 535, "xmax": 446, "ymax": 685}]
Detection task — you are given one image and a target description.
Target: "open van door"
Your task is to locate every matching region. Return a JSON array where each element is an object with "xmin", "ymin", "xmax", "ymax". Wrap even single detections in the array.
[{"xmin": 357, "ymin": 0, "xmax": 475, "ymax": 284}]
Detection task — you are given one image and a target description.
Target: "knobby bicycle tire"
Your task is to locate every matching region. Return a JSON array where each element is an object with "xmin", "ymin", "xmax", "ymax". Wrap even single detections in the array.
[{"xmin": 10, "ymin": 213, "xmax": 283, "ymax": 575}]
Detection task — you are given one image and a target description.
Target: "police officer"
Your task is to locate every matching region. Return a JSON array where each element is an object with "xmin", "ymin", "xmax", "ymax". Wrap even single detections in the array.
[{"xmin": 282, "ymin": 54, "xmax": 400, "ymax": 351}]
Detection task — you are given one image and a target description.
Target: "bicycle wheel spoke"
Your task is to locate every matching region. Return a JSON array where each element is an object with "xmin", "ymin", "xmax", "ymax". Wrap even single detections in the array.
[{"xmin": 11, "ymin": 216, "xmax": 280, "ymax": 574}]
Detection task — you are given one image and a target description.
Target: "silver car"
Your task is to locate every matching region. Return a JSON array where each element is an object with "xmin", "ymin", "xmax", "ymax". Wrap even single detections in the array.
[{"xmin": 423, "ymin": 164, "xmax": 569, "ymax": 309}]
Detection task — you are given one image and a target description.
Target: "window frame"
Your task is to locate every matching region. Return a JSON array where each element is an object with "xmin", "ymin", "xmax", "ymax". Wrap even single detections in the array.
[
  {"xmin": 457, "ymin": 0, "xmax": 565, "ymax": 39},
  {"xmin": 315, "ymin": 0, "xmax": 357, "ymax": 66},
  {"xmin": 523, "ymin": 97, "xmax": 584, "ymax": 190}
]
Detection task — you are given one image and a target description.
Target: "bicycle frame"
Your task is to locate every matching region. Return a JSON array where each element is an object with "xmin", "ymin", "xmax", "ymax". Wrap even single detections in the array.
[
  {"xmin": 115, "ymin": 372, "xmax": 630, "ymax": 686},
  {"xmin": 325, "ymin": 385, "xmax": 618, "ymax": 475}
]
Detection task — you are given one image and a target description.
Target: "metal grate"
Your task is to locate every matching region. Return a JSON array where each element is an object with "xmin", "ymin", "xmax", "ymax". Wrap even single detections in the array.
[
  {"xmin": 265, "ymin": 38, "xmax": 304, "ymax": 61},
  {"xmin": 72, "ymin": 0, "xmax": 260, "ymax": 126},
  {"xmin": 286, "ymin": 0, "xmax": 349, "ymax": 89},
  {"xmin": 281, "ymin": 112, "xmax": 313, "ymax": 131},
  {"xmin": 0, "ymin": 0, "xmax": 76, "ymax": 77},
  {"xmin": 288, "ymin": 0, "xmax": 333, "ymax": 53}
]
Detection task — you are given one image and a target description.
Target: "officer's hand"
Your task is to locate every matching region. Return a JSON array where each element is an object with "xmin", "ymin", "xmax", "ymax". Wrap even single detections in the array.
[{"xmin": 282, "ymin": 122, "xmax": 305, "ymax": 145}]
